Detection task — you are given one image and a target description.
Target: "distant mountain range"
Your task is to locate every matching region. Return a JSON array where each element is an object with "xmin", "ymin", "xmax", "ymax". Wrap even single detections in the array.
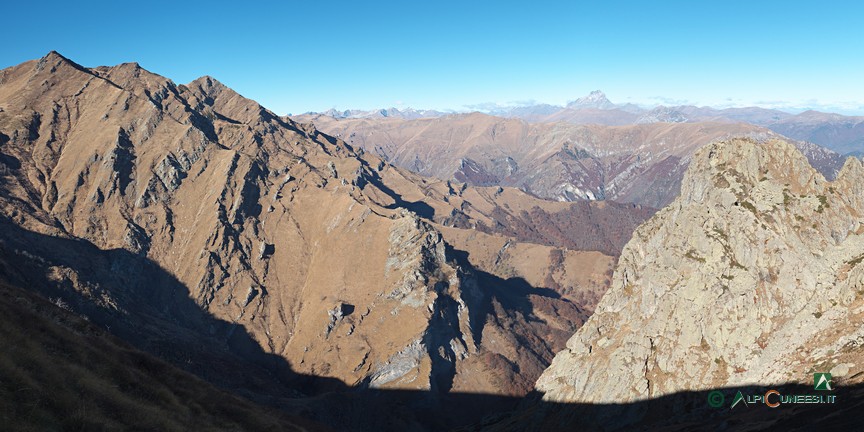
[
  {"xmin": 293, "ymin": 113, "xmax": 845, "ymax": 209},
  {"xmin": 306, "ymin": 91, "xmax": 864, "ymax": 155},
  {"xmin": 306, "ymin": 107, "xmax": 452, "ymax": 120}
]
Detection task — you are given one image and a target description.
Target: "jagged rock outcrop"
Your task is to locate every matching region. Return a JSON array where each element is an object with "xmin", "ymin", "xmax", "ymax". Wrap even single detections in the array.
[{"xmin": 534, "ymin": 138, "xmax": 864, "ymax": 427}]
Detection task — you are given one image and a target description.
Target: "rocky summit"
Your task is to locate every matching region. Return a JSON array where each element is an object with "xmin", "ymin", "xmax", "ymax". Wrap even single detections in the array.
[{"xmin": 534, "ymin": 137, "xmax": 864, "ymax": 428}]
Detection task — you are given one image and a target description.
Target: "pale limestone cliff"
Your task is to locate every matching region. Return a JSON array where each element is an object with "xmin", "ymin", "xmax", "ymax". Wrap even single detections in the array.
[{"xmin": 536, "ymin": 138, "xmax": 864, "ymax": 422}]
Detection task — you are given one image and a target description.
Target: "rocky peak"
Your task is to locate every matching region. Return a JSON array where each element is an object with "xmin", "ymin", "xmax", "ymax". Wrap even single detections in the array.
[
  {"xmin": 99, "ymin": 61, "xmax": 163, "ymax": 85},
  {"xmin": 567, "ymin": 90, "xmax": 616, "ymax": 110},
  {"xmin": 35, "ymin": 50, "xmax": 83, "ymax": 72},
  {"xmin": 0, "ymin": 50, "xmax": 97, "ymax": 102},
  {"xmin": 186, "ymin": 75, "xmax": 278, "ymax": 125},
  {"xmin": 188, "ymin": 75, "xmax": 225, "ymax": 95},
  {"xmin": 535, "ymin": 137, "xmax": 864, "ymax": 427}
]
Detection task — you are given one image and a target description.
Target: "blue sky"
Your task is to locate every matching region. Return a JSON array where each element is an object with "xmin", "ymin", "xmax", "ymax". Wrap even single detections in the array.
[{"xmin": 3, "ymin": 1, "xmax": 863, "ymax": 114}]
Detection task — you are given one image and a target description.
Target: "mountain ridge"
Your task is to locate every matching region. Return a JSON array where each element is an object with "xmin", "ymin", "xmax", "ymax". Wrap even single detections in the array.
[
  {"xmin": 299, "ymin": 90, "xmax": 864, "ymax": 155},
  {"xmin": 0, "ymin": 52, "xmax": 651, "ymax": 428}
]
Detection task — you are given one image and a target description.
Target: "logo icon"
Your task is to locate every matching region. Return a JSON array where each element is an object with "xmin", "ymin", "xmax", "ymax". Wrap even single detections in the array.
[
  {"xmin": 814, "ymin": 373, "xmax": 833, "ymax": 391},
  {"xmin": 707, "ymin": 390, "xmax": 725, "ymax": 408},
  {"xmin": 730, "ymin": 390, "xmax": 748, "ymax": 409},
  {"xmin": 765, "ymin": 389, "xmax": 781, "ymax": 408}
]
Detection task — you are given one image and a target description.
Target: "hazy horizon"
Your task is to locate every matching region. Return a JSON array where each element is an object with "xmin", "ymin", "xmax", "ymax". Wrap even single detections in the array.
[
  {"xmin": 3, "ymin": 0, "xmax": 863, "ymax": 115},
  {"xmin": 292, "ymin": 92, "xmax": 864, "ymax": 117}
]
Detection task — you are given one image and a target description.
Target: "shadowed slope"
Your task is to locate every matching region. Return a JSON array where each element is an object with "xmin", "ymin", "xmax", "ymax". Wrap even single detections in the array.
[{"xmin": 0, "ymin": 280, "xmax": 328, "ymax": 431}]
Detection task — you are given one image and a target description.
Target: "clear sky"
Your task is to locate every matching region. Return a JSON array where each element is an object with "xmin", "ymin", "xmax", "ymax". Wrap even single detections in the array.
[{"xmin": 3, "ymin": 1, "xmax": 863, "ymax": 115}]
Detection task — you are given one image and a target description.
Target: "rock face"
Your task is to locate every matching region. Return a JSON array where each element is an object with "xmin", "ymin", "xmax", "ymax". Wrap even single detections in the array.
[
  {"xmin": 0, "ymin": 52, "xmax": 638, "ymax": 411},
  {"xmin": 535, "ymin": 138, "xmax": 864, "ymax": 426}
]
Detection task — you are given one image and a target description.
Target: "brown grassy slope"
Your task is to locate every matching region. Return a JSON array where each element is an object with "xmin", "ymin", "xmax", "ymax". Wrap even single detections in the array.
[
  {"xmin": 0, "ymin": 281, "xmax": 326, "ymax": 432},
  {"xmin": 0, "ymin": 51, "xmax": 649, "ymax": 399}
]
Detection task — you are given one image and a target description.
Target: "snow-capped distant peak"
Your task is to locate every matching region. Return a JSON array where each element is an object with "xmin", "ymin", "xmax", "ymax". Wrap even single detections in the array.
[
  {"xmin": 567, "ymin": 90, "xmax": 616, "ymax": 110},
  {"xmin": 578, "ymin": 90, "xmax": 608, "ymax": 103}
]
